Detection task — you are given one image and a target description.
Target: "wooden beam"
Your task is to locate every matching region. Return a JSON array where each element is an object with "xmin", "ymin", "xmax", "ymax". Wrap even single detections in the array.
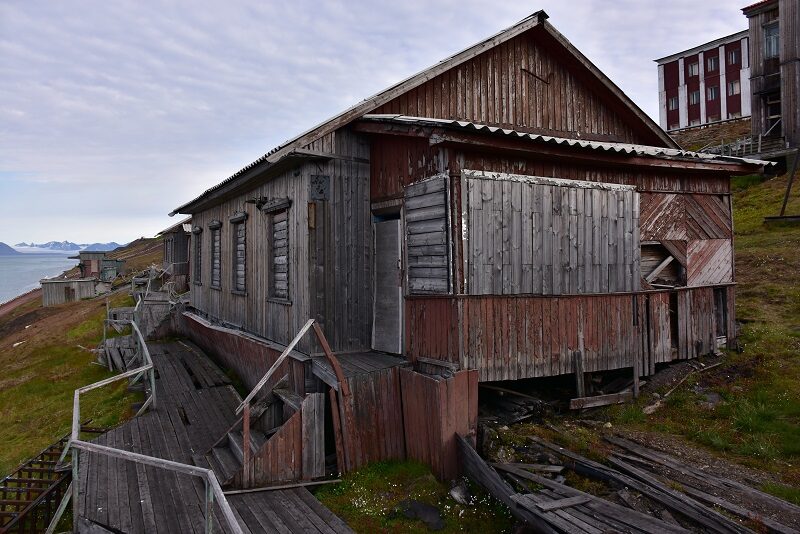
[
  {"xmin": 645, "ymin": 256, "xmax": 675, "ymax": 283},
  {"xmin": 311, "ymin": 322, "xmax": 351, "ymax": 397},
  {"xmin": 569, "ymin": 392, "xmax": 633, "ymax": 410},
  {"xmin": 534, "ymin": 495, "xmax": 592, "ymax": 512}
]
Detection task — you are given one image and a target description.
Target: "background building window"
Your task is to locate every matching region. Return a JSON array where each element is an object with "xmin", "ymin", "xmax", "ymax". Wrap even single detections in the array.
[
  {"xmin": 667, "ymin": 96, "xmax": 679, "ymax": 110},
  {"xmin": 689, "ymin": 90, "xmax": 701, "ymax": 105},
  {"xmin": 728, "ymin": 49, "xmax": 740, "ymax": 65},
  {"xmin": 688, "ymin": 62, "xmax": 699, "ymax": 76},
  {"xmin": 707, "ymin": 56, "xmax": 718, "ymax": 72},
  {"xmin": 727, "ymin": 80, "xmax": 740, "ymax": 96},
  {"xmin": 707, "ymin": 86, "xmax": 719, "ymax": 101},
  {"xmin": 764, "ymin": 23, "xmax": 779, "ymax": 58},
  {"xmin": 209, "ymin": 222, "xmax": 222, "ymax": 289}
]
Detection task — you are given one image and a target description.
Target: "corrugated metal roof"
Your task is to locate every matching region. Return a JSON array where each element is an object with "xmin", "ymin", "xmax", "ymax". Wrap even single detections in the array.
[
  {"xmin": 360, "ymin": 114, "xmax": 774, "ymax": 167},
  {"xmin": 158, "ymin": 216, "xmax": 192, "ymax": 236}
]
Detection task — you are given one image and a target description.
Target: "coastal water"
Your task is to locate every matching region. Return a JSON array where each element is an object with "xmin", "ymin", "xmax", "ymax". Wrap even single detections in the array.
[{"xmin": 0, "ymin": 253, "xmax": 77, "ymax": 303}]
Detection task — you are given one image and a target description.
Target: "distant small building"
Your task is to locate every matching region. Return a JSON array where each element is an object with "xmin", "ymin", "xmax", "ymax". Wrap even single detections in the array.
[
  {"xmin": 69, "ymin": 251, "xmax": 125, "ymax": 282},
  {"xmin": 158, "ymin": 217, "xmax": 192, "ymax": 293},
  {"xmin": 655, "ymin": 30, "xmax": 751, "ymax": 132},
  {"xmin": 40, "ymin": 278, "xmax": 97, "ymax": 307}
]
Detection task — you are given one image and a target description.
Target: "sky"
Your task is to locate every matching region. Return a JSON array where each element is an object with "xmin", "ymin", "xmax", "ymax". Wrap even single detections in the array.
[{"xmin": 0, "ymin": 0, "xmax": 748, "ymax": 245}]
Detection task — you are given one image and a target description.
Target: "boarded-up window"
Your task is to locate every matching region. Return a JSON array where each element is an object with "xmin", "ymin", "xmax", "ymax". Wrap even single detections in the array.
[
  {"xmin": 462, "ymin": 170, "xmax": 640, "ymax": 295},
  {"xmin": 230, "ymin": 212, "xmax": 247, "ymax": 293},
  {"xmin": 209, "ymin": 221, "xmax": 222, "ymax": 289},
  {"xmin": 271, "ymin": 210, "xmax": 289, "ymax": 299},
  {"xmin": 404, "ymin": 176, "xmax": 449, "ymax": 294},
  {"xmin": 164, "ymin": 237, "xmax": 173, "ymax": 264},
  {"xmin": 192, "ymin": 227, "xmax": 202, "ymax": 284}
]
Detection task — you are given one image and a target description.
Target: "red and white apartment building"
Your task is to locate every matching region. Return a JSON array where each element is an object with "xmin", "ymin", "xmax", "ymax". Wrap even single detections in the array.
[{"xmin": 656, "ymin": 31, "xmax": 751, "ymax": 131}]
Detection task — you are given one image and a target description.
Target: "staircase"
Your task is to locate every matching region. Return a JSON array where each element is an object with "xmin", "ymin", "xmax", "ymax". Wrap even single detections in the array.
[
  {"xmin": 0, "ymin": 436, "xmax": 71, "ymax": 533},
  {"xmin": 196, "ymin": 386, "xmax": 314, "ymax": 489}
]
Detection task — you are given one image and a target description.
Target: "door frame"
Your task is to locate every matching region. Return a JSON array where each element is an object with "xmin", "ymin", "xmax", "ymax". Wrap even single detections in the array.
[{"xmin": 371, "ymin": 212, "xmax": 404, "ymax": 354}]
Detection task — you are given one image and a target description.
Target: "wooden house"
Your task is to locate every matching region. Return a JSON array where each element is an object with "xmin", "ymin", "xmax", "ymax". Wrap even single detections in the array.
[
  {"xmin": 743, "ymin": 0, "xmax": 800, "ymax": 152},
  {"xmin": 158, "ymin": 216, "xmax": 192, "ymax": 292},
  {"xmin": 169, "ymin": 11, "xmax": 768, "ymax": 484},
  {"xmin": 69, "ymin": 251, "xmax": 125, "ymax": 282}
]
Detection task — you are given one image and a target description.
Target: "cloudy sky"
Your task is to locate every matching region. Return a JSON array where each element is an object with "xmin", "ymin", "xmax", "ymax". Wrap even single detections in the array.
[{"xmin": 0, "ymin": 0, "xmax": 747, "ymax": 245}]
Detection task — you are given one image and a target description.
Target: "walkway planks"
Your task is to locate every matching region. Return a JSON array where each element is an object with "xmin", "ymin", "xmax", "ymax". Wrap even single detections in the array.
[{"xmin": 78, "ymin": 341, "xmax": 352, "ymax": 533}]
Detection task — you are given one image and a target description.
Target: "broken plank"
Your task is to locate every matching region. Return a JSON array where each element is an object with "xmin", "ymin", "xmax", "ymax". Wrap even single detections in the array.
[{"xmin": 535, "ymin": 495, "xmax": 592, "ymax": 512}]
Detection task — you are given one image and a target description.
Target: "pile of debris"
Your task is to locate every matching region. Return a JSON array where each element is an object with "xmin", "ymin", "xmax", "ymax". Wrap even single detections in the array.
[{"xmin": 459, "ymin": 432, "xmax": 800, "ymax": 533}]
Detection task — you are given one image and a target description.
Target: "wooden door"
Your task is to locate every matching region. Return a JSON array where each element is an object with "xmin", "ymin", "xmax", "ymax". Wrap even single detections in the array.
[{"xmin": 372, "ymin": 219, "xmax": 402, "ymax": 353}]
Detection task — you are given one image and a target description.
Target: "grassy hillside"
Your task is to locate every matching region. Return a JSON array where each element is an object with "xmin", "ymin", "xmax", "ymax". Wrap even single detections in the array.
[
  {"xmin": 607, "ymin": 171, "xmax": 800, "ymax": 497},
  {"xmin": 0, "ymin": 238, "xmax": 162, "ymax": 475}
]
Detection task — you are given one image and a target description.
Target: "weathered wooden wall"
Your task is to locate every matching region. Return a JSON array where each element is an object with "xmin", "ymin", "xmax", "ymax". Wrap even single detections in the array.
[
  {"xmin": 399, "ymin": 368, "xmax": 478, "ymax": 481},
  {"xmin": 372, "ymin": 27, "xmax": 658, "ymax": 145},
  {"xmin": 463, "ymin": 171, "xmax": 640, "ymax": 295},
  {"xmin": 41, "ymin": 279, "xmax": 96, "ymax": 307},
  {"xmin": 405, "ymin": 286, "xmax": 734, "ymax": 382},
  {"xmin": 780, "ymin": 0, "xmax": 800, "ymax": 146},
  {"xmin": 335, "ymin": 367, "xmax": 405, "ymax": 472},
  {"xmin": 247, "ymin": 407, "xmax": 303, "ymax": 486}
]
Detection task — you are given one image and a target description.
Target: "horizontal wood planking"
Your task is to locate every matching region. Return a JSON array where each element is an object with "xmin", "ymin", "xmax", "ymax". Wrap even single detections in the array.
[
  {"xmin": 463, "ymin": 173, "xmax": 640, "ymax": 295},
  {"xmin": 405, "ymin": 176, "xmax": 450, "ymax": 294},
  {"xmin": 372, "ymin": 28, "xmax": 650, "ymax": 144},
  {"xmin": 399, "ymin": 368, "xmax": 478, "ymax": 481},
  {"xmin": 406, "ymin": 287, "xmax": 729, "ymax": 382}
]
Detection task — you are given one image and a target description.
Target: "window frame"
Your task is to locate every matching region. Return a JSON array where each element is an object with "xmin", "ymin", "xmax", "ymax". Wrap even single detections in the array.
[
  {"xmin": 229, "ymin": 212, "xmax": 248, "ymax": 295},
  {"xmin": 727, "ymin": 49, "xmax": 739, "ymax": 65},
  {"xmin": 667, "ymin": 96, "xmax": 679, "ymax": 111},
  {"xmin": 260, "ymin": 198, "xmax": 293, "ymax": 305},
  {"xmin": 689, "ymin": 90, "xmax": 701, "ymax": 105},
  {"xmin": 706, "ymin": 55, "xmax": 718, "ymax": 72},
  {"xmin": 209, "ymin": 220, "xmax": 222, "ymax": 290},
  {"xmin": 192, "ymin": 227, "xmax": 203, "ymax": 286},
  {"xmin": 727, "ymin": 80, "xmax": 740, "ymax": 96},
  {"xmin": 764, "ymin": 22, "xmax": 779, "ymax": 59},
  {"xmin": 688, "ymin": 62, "xmax": 699, "ymax": 77},
  {"xmin": 707, "ymin": 85, "xmax": 719, "ymax": 101}
]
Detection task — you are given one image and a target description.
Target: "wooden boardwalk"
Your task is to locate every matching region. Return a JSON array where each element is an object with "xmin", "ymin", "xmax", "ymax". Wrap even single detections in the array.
[{"xmin": 78, "ymin": 340, "xmax": 352, "ymax": 533}]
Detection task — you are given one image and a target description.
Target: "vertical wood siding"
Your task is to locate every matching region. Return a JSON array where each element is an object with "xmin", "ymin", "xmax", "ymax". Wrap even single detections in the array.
[
  {"xmin": 462, "ymin": 173, "xmax": 640, "ymax": 295},
  {"xmin": 372, "ymin": 28, "xmax": 651, "ymax": 144},
  {"xmin": 399, "ymin": 368, "xmax": 478, "ymax": 481},
  {"xmin": 405, "ymin": 287, "xmax": 730, "ymax": 382}
]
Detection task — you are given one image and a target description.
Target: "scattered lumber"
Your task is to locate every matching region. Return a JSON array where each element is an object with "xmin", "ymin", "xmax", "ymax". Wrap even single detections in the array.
[
  {"xmin": 479, "ymin": 385, "xmax": 552, "ymax": 423},
  {"xmin": 529, "ymin": 436, "xmax": 752, "ymax": 534}
]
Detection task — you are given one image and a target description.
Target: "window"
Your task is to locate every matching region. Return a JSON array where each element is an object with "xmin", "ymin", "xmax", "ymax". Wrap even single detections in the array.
[
  {"xmin": 230, "ymin": 212, "xmax": 247, "ymax": 293},
  {"xmin": 192, "ymin": 227, "xmax": 202, "ymax": 284},
  {"xmin": 728, "ymin": 49, "xmax": 739, "ymax": 65},
  {"xmin": 667, "ymin": 96, "xmax": 679, "ymax": 111},
  {"xmin": 260, "ymin": 198, "xmax": 292, "ymax": 302},
  {"xmin": 707, "ymin": 55, "xmax": 718, "ymax": 72},
  {"xmin": 689, "ymin": 90, "xmax": 700, "ymax": 105},
  {"xmin": 209, "ymin": 221, "xmax": 222, "ymax": 289},
  {"xmin": 707, "ymin": 86, "xmax": 719, "ymax": 101},
  {"xmin": 728, "ymin": 111, "xmax": 741, "ymax": 119},
  {"xmin": 764, "ymin": 22, "xmax": 779, "ymax": 58},
  {"xmin": 165, "ymin": 236, "xmax": 173, "ymax": 265},
  {"xmin": 688, "ymin": 62, "xmax": 699, "ymax": 76},
  {"xmin": 727, "ymin": 80, "xmax": 740, "ymax": 96}
]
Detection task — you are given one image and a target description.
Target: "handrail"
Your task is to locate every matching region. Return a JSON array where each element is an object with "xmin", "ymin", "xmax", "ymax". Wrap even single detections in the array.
[
  {"xmin": 236, "ymin": 319, "xmax": 315, "ymax": 414},
  {"xmin": 764, "ymin": 118, "xmax": 782, "ymax": 137}
]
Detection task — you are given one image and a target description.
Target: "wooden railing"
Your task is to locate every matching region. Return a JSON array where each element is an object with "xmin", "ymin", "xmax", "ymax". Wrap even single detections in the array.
[
  {"xmin": 235, "ymin": 319, "xmax": 349, "ymax": 488},
  {"xmin": 47, "ymin": 299, "xmax": 243, "ymax": 533}
]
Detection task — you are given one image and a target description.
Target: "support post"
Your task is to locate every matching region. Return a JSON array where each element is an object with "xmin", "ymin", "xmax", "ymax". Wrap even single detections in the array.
[
  {"xmin": 573, "ymin": 351, "xmax": 585, "ymax": 398},
  {"xmin": 242, "ymin": 404, "xmax": 251, "ymax": 488},
  {"xmin": 149, "ymin": 366, "xmax": 157, "ymax": 410},
  {"xmin": 780, "ymin": 149, "xmax": 799, "ymax": 217},
  {"xmin": 205, "ymin": 478, "xmax": 214, "ymax": 534},
  {"xmin": 71, "ymin": 449, "xmax": 79, "ymax": 533}
]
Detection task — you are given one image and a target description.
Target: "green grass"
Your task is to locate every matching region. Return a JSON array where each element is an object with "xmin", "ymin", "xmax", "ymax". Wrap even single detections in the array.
[
  {"xmin": 0, "ymin": 292, "xmax": 140, "ymax": 475},
  {"xmin": 315, "ymin": 460, "xmax": 513, "ymax": 533},
  {"xmin": 605, "ymin": 171, "xmax": 800, "ymax": 492}
]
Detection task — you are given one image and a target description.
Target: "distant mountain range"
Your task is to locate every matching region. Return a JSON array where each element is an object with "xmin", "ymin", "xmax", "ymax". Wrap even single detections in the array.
[
  {"xmin": 14, "ymin": 241, "xmax": 124, "ymax": 252},
  {"xmin": 0, "ymin": 242, "xmax": 22, "ymax": 255}
]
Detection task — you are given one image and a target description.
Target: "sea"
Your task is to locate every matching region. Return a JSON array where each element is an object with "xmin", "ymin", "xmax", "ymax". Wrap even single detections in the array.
[{"xmin": 0, "ymin": 251, "xmax": 78, "ymax": 304}]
